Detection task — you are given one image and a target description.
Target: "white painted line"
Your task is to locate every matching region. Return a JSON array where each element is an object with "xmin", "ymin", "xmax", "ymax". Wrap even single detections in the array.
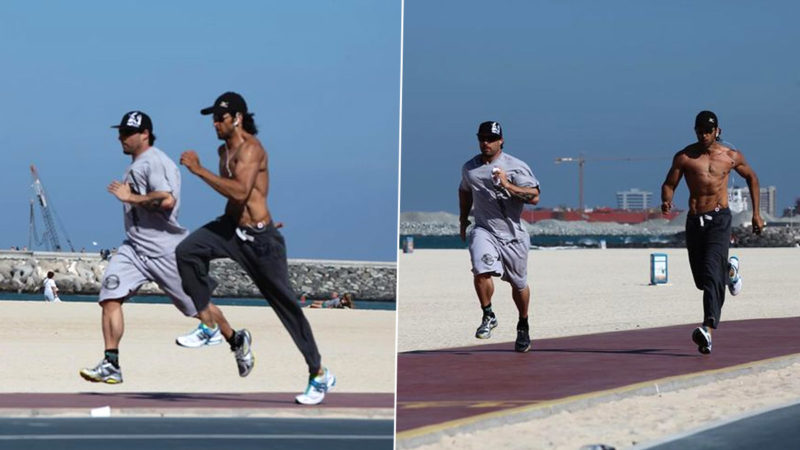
[{"xmin": 89, "ymin": 406, "xmax": 111, "ymax": 417}]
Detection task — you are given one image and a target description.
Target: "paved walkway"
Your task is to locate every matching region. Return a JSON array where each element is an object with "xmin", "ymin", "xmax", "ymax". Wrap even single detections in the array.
[{"xmin": 397, "ymin": 317, "xmax": 800, "ymax": 442}]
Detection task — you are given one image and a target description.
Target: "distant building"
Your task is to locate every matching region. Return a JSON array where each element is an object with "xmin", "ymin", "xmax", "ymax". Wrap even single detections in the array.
[
  {"xmin": 729, "ymin": 186, "xmax": 777, "ymax": 216},
  {"xmin": 616, "ymin": 188, "xmax": 652, "ymax": 210},
  {"xmin": 728, "ymin": 187, "xmax": 750, "ymax": 213}
]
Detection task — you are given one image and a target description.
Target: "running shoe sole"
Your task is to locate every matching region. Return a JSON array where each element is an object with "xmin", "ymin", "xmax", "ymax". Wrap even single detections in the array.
[
  {"xmin": 515, "ymin": 342, "xmax": 531, "ymax": 353},
  {"xmin": 691, "ymin": 327, "xmax": 712, "ymax": 355},
  {"xmin": 235, "ymin": 329, "xmax": 255, "ymax": 377},
  {"xmin": 79, "ymin": 370, "xmax": 122, "ymax": 384}
]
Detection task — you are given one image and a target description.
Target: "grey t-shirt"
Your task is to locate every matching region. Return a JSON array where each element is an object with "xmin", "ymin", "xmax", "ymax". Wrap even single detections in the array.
[
  {"xmin": 460, "ymin": 152, "xmax": 540, "ymax": 242},
  {"xmin": 122, "ymin": 146, "xmax": 188, "ymax": 257}
]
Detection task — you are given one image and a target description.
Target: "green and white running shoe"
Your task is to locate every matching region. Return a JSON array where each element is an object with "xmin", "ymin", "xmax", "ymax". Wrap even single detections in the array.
[
  {"xmin": 176, "ymin": 322, "xmax": 223, "ymax": 348},
  {"xmin": 295, "ymin": 367, "xmax": 336, "ymax": 405}
]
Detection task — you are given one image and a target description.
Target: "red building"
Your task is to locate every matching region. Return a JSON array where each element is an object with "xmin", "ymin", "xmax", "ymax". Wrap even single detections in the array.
[{"xmin": 521, "ymin": 207, "xmax": 680, "ymax": 224}]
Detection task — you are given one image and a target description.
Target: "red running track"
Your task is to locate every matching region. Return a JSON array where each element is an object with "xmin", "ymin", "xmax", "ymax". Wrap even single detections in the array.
[{"xmin": 397, "ymin": 317, "xmax": 800, "ymax": 434}]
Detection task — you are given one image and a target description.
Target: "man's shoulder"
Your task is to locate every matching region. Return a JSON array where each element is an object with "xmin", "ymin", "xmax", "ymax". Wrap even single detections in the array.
[
  {"xmin": 462, "ymin": 154, "xmax": 481, "ymax": 170},
  {"xmin": 721, "ymin": 144, "xmax": 741, "ymax": 157},
  {"xmin": 499, "ymin": 152, "xmax": 533, "ymax": 171},
  {"xmin": 673, "ymin": 144, "xmax": 697, "ymax": 161},
  {"xmin": 241, "ymin": 135, "xmax": 267, "ymax": 159},
  {"xmin": 499, "ymin": 152, "xmax": 527, "ymax": 164},
  {"xmin": 138, "ymin": 147, "xmax": 174, "ymax": 165}
]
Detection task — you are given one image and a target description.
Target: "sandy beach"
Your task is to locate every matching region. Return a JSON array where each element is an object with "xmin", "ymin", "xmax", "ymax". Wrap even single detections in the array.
[
  {"xmin": 398, "ymin": 247, "xmax": 800, "ymax": 448},
  {"xmin": 0, "ymin": 301, "xmax": 395, "ymax": 395}
]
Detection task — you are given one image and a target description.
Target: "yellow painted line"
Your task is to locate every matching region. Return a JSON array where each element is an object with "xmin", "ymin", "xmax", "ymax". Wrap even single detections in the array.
[
  {"xmin": 399, "ymin": 400, "xmax": 539, "ymax": 409},
  {"xmin": 397, "ymin": 352, "xmax": 800, "ymax": 441}
]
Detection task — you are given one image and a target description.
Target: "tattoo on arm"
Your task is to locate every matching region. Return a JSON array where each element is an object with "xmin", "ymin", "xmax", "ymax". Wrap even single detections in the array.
[
  {"xmin": 512, "ymin": 191, "xmax": 535, "ymax": 202},
  {"xmin": 143, "ymin": 198, "xmax": 164, "ymax": 210}
]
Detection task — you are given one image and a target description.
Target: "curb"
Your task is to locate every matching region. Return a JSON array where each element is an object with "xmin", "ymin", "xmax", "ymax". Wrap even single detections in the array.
[{"xmin": 0, "ymin": 407, "xmax": 394, "ymax": 420}]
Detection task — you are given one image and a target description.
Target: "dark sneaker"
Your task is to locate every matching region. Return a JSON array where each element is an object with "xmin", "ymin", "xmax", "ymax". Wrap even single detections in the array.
[
  {"xmin": 475, "ymin": 315, "xmax": 498, "ymax": 339},
  {"xmin": 691, "ymin": 326, "xmax": 712, "ymax": 355},
  {"xmin": 515, "ymin": 327, "xmax": 531, "ymax": 353}
]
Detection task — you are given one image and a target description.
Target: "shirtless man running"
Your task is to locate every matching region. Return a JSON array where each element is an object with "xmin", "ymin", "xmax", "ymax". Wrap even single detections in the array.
[
  {"xmin": 177, "ymin": 92, "xmax": 334, "ymax": 405},
  {"xmin": 661, "ymin": 110, "xmax": 764, "ymax": 355}
]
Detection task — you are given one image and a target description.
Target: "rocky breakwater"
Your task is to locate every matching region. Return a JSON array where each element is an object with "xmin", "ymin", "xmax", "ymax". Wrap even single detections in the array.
[
  {"xmin": 732, "ymin": 224, "xmax": 800, "ymax": 247},
  {"xmin": 400, "ymin": 211, "xmax": 683, "ymax": 237},
  {"xmin": 0, "ymin": 251, "xmax": 396, "ymax": 301}
]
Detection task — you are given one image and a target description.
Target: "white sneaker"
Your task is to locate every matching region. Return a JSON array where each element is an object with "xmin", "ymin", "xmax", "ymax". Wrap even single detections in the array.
[
  {"xmin": 176, "ymin": 323, "xmax": 223, "ymax": 348},
  {"xmin": 728, "ymin": 256, "xmax": 742, "ymax": 296},
  {"xmin": 295, "ymin": 367, "xmax": 336, "ymax": 405}
]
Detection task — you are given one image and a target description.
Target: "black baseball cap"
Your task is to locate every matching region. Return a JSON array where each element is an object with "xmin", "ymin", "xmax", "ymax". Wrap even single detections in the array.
[
  {"xmin": 111, "ymin": 111, "xmax": 153, "ymax": 133},
  {"xmin": 695, "ymin": 110, "xmax": 718, "ymax": 131},
  {"xmin": 200, "ymin": 92, "xmax": 248, "ymax": 116},
  {"xmin": 477, "ymin": 121, "xmax": 503, "ymax": 138}
]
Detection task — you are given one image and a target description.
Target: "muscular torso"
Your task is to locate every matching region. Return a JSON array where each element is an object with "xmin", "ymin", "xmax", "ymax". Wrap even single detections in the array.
[
  {"xmin": 678, "ymin": 142, "xmax": 738, "ymax": 214},
  {"xmin": 217, "ymin": 135, "xmax": 272, "ymax": 226}
]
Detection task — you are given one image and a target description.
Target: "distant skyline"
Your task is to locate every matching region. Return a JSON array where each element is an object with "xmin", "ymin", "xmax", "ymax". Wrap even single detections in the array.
[
  {"xmin": 401, "ymin": 0, "xmax": 800, "ymax": 216},
  {"xmin": 1, "ymin": 1, "xmax": 401, "ymax": 261}
]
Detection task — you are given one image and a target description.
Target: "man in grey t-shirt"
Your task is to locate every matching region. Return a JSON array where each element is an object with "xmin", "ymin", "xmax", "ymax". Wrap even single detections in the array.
[
  {"xmin": 79, "ymin": 111, "xmax": 237, "ymax": 384},
  {"xmin": 459, "ymin": 121, "xmax": 540, "ymax": 352}
]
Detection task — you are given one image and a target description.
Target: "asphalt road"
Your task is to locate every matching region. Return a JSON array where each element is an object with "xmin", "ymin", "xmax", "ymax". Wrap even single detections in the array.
[
  {"xmin": 643, "ymin": 402, "xmax": 800, "ymax": 450},
  {"xmin": 0, "ymin": 417, "xmax": 394, "ymax": 450}
]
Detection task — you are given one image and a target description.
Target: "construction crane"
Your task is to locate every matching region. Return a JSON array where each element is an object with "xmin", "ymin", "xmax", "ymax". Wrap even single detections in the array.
[
  {"xmin": 554, "ymin": 154, "xmax": 669, "ymax": 211},
  {"xmin": 29, "ymin": 165, "xmax": 75, "ymax": 252}
]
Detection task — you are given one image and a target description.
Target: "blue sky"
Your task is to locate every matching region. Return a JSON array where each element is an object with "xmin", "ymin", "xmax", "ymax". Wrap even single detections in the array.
[
  {"xmin": 401, "ymin": 0, "xmax": 800, "ymax": 215},
  {"xmin": 0, "ymin": 1, "xmax": 400, "ymax": 261}
]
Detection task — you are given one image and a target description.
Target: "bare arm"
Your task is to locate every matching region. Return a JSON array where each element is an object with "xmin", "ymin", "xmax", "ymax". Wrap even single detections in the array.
[
  {"xmin": 181, "ymin": 143, "xmax": 261, "ymax": 204},
  {"xmin": 502, "ymin": 182, "xmax": 540, "ymax": 204},
  {"xmin": 107, "ymin": 182, "xmax": 175, "ymax": 210},
  {"xmin": 459, "ymin": 188, "xmax": 473, "ymax": 242},
  {"xmin": 661, "ymin": 153, "xmax": 684, "ymax": 214},
  {"xmin": 733, "ymin": 151, "xmax": 765, "ymax": 234},
  {"xmin": 493, "ymin": 168, "xmax": 540, "ymax": 204}
]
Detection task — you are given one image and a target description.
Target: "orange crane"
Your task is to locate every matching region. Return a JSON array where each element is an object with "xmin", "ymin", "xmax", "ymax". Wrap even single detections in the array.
[{"xmin": 554, "ymin": 154, "xmax": 669, "ymax": 211}]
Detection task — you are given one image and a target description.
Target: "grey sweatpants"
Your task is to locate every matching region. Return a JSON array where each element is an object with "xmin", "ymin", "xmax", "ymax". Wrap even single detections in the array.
[{"xmin": 175, "ymin": 216, "xmax": 322, "ymax": 375}]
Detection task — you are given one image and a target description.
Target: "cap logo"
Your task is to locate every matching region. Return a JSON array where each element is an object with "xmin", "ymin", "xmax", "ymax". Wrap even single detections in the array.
[
  {"xmin": 219, "ymin": 101, "xmax": 228, "ymax": 108},
  {"xmin": 126, "ymin": 112, "xmax": 142, "ymax": 128},
  {"xmin": 491, "ymin": 122, "xmax": 501, "ymax": 135}
]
